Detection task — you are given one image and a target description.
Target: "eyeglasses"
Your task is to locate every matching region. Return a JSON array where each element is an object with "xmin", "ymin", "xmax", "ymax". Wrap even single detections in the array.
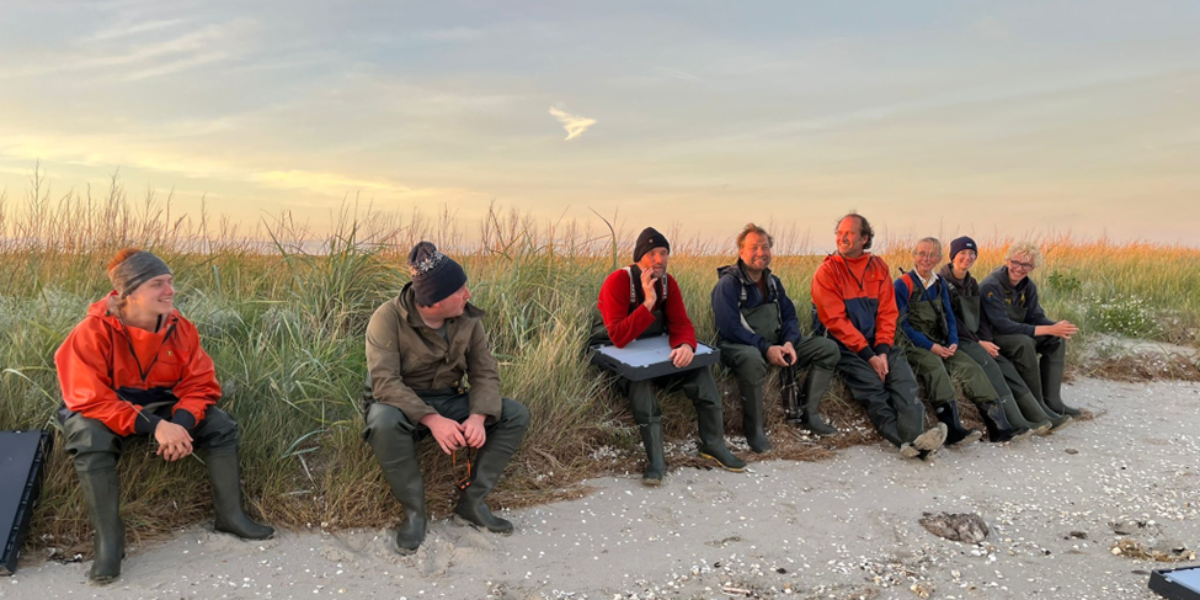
[
  {"xmin": 1008, "ymin": 259, "xmax": 1035, "ymax": 271},
  {"xmin": 915, "ymin": 252, "xmax": 940, "ymax": 259},
  {"xmin": 452, "ymin": 447, "xmax": 474, "ymax": 491}
]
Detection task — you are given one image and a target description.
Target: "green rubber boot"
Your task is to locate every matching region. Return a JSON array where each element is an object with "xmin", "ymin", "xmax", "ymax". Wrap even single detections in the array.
[
  {"xmin": 366, "ymin": 424, "xmax": 427, "ymax": 553},
  {"xmin": 638, "ymin": 420, "xmax": 667, "ymax": 486},
  {"xmin": 206, "ymin": 451, "xmax": 275, "ymax": 540},
  {"xmin": 696, "ymin": 402, "xmax": 747, "ymax": 472},
  {"xmin": 76, "ymin": 463, "xmax": 124, "ymax": 584},
  {"xmin": 800, "ymin": 366, "xmax": 838, "ymax": 437},
  {"xmin": 737, "ymin": 379, "xmax": 772, "ymax": 453}
]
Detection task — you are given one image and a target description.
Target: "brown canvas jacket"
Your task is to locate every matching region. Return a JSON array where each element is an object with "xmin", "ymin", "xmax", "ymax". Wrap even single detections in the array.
[{"xmin": 365, "ymin": 283, "xmax": 502, "ymax": 424}]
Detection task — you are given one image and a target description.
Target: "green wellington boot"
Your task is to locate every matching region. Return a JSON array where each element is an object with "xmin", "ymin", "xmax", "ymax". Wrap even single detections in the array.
[
  {"xmin": 454, "ymin": 419, "xmax": 526, "ymax": 535},
  {"xmin": 696, "ymin": 402, "xmax": 747, "ymax": 472},
  {"xmin": 800, "ymin": 367, "xmax": 838, "ymax": 437},
  {"xmin": 367, "ymin": 430, "xmax": 427, "ymax": 553},
  {"xmin": 206, "ymin": 451, "xmax": 275, "ymax": 540},
  {"xmin": 933, "ymin": 402, "xmax": 983, "ymax": 446},
  {"xmin": 979, "ymin": 401, "xmax": 1032, "ymax": 443},
  {"xmin": 1000, "ymin": 394, "xmax": 1049, "ymax": 434},
  {"xmin": 638, "ymin": 419, "xmax": 667, "ymax": 486},
  {"xmin": 76, "ymin": 464, "xmax": 124, "ymax": 584},
  {"xmin": 738, "ymin": 380, "xmax": 772, "ymax": 453}
]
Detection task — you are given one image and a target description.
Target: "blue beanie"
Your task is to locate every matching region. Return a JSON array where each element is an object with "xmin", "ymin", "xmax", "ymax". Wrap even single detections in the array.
[{"xmin": 948, "ymin": 236, "xmax": 978, "ymax": 261}]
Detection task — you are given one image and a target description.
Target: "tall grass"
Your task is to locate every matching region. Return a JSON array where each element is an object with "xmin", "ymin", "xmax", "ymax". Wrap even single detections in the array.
[{"xmin": 2, "ymin": 175, "xmax": 1197, "ymax": 556}]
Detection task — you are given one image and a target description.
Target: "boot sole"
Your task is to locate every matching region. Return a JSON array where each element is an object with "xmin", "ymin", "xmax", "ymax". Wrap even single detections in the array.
[
  {"xmin": 913, "ymin": 424, "xmax": 948, "ymax": 452},
  {"xmin": 697, "ymin": 452, "xmax": 746, "ymax": 473},
  {"xmin": 642, "ymin": 477, "xmax": 663, "ymax": 487},
  {"xmin": 899, "ymin": 443, "xmax": 921, "ymax": 458},
  {"xmin": 452, "ymin": 515, "xmax": 515, "ymax": 536},
  {"xmin": 948, "ymin": 430, "xmax": 983, "ymax": 446}
]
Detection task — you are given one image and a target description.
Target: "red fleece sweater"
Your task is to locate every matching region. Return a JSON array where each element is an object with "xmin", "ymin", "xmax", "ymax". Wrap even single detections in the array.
[
  {"xmin": 597, "ymin": 268, "xmax": 698, "ymax": 350},
  {"xmin": 811, "ymin": 253, "xmax": 899, "ymax": 357}
]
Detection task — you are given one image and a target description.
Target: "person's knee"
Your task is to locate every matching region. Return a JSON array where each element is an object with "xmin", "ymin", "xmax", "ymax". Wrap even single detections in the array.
[
  {"xmin": 737, "ymin": 352, "xmax": 768, "ymax": 382},
  {"xmin": 813, "ymin": 338, "xmax": 840, "ymax": 369},
  {"xmin": 364, "ymin": 403, "xmax": 414, "ymax": 439},
  {"xmin": 195, "ymin": 407, "xmax": 240, "ymax": 450},
  {"xmin": 63, "ymin": 415, "xmax": 122, "ymax": 463},
  {"xmin": 1013, "ymin": 335, "xmax": 1037, "ymax": 356},
  {"xmin": 500, "ymin": 398, "xmax": 531, "ymax": 430}
]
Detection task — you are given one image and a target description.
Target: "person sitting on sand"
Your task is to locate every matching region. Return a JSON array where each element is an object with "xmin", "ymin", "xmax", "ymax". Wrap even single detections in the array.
[
  {"xmin": 938, "ymin": 236, "xmax": 1069, "ymax": 433},
  {"xmin": 363, "ymin": 242, "xmax": 530, "ymax": 554},
  {"xmin": 589, "ymin": 227, "xmax": 746, "ymax": 486},
  {"xmin": 980, "ymin": 241, "xmax": 1082, "ymax": 417},
  {"xmin": 711, "ymin": 223, "xmax": 840, "ymax": 449},
  {"xmin": 895, "ymin": 237, "xmax": 1030, "ymax": 445},
  {"xmin": 56, "ymin": 248, "xmax": 274, "ymax": 584},
  {"xmin": 810, "ymin": 213, "xmax": 947, "ymax": 460}
]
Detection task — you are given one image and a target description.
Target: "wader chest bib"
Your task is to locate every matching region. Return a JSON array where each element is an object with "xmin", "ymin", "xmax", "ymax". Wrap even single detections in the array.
[
  {"xmin": 904, "ymin": 276, "xmax": 950, "ymax": 346},
  {"xmin": 736, "ymin": 302, "xmax": 782, "ymax": 345},
  {"xmin": 589, "ymin": 266, "xmax": 668, "ymax": 346},
  {"xmin": 952, "ymin": 295, "xmax": 982, "ymax": 336}
]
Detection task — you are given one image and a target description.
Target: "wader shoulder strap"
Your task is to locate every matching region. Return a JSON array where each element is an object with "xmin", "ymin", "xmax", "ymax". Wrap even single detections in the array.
[{"xmin": 623, "ymin": 266, "xmax": 667, "ymax": 313}]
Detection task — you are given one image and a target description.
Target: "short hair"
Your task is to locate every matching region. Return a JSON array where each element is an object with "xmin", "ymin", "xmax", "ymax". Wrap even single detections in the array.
[
  {"xmin": 914, "ymin": 237, "xmax": 942, "ymax": 256},
  {"xmin": 107, "ymin": 247, "xmax": 143, "ymax": 273},
  {"xmin": 836, "ymin": 212, "xmax": 874, "ymax": 250},
  {"xmin": 1005, "ymin": 241, "xmax": 1043, "ymax": 268},
  {"xmin": 736, "ymin": 223, "xmax": 774, "ymax": 250}
]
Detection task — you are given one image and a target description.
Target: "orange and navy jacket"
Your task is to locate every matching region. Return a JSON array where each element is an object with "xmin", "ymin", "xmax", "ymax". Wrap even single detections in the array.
[
  {"xmin": 811, "ymin": 253, "xmax": 899, "ymax": 360},
  {"xmin": 55, "ymin": 293, "xmax": 221, "ymax": 436},
  {"xmin": 597, "ymin": 266, "xmax": 698, "ymax": 350}
]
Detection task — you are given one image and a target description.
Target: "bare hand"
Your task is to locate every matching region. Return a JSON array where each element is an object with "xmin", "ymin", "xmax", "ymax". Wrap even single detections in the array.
[
  {"xmin": 640, "ymin": 269, "xmax": 658, "ymax": 310},
  {"xmin": 765, "ymin": 345, "xmax": 790, "ymax": 367},
  {"xmin": 670, "ymin": 344, "xmax": 694, "ymax": 368},
  {"xmin": 154, "ymin": 421, "xmax": 193, "ymax": 462},
  {"xmin": 979, "ymin": 340, "xmax": 1001, "ymax": 358},
  {"xmin": 868, "ymin": 354, "xmax": 889, "ymax": 381},
  {"xmin": 930, "ymin": 344, "xmax": 953, "ymax": 359},
  {"xmin": 420, "ymin": 414, "xmax": 466, "ymax": 454},
  {"xmin": 781, "ymin": 341, "xmax": 798, "ymax": 366},
  {"xmin": 1051, "ymin": 320, "xmax": 1079, "ymax": 340},
  {"xmin": 946, "ymin": 343, "xmax": 958, "ymax": 356},
  {"xmin": 462, "ymin": 414, "xmax": 488, "ymax": 449}
]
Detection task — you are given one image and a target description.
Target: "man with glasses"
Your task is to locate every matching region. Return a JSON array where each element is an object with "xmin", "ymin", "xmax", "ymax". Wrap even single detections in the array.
[
  {"xmin": 363, "ymin": 241, "xmax": 530, "ymax": 554},
  {"xmin": 980, "ymin": 242, "xmax": 1082, "ymax": 418}
]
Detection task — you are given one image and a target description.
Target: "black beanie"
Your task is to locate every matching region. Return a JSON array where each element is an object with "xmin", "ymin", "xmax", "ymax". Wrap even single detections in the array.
[
  {"xmin": 948, "ymin": 236, "xmax": 978, "ymax": 261},
  {"xmin": 633, "ymin": 227, "xmax": 670, "ymax": 263},
  {"xmin": 408, "ymin": 241, "xmax": 467, "ymax": 306}
]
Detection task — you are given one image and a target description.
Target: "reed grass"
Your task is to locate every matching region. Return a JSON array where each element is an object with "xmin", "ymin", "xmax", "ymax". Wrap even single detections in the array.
[{"xmin": 2, "ymin": 174, "xmax": 1197, "ymax": 557}]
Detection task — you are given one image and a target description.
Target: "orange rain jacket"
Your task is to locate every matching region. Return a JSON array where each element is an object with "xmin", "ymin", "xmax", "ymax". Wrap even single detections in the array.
[
  {"xmin": 811, "ymin": 252, "xmax": 900, "ymax": 361},
  {"xmin": 55, "ymin": 293, "xmax": 221, "ymax": 436}
]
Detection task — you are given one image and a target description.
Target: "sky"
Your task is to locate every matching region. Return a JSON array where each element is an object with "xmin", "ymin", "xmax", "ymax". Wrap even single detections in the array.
[{"xmin": 1, "ymin": 1, "xmax": 1198, "ymax": 251}]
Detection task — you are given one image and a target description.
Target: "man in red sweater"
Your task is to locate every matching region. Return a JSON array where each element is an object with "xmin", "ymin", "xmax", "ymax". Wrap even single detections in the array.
[
  {"xmin": 811, "ymin": 213, "xmax": 947, "ymax": 460},
  {"xmin": 590, "ymin": 227, "xmax": 746, "ymax": 485}
]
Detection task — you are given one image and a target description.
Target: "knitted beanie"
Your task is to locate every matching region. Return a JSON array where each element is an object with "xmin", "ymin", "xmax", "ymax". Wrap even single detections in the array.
[
  {"xmin": 948, "ymin": 236, "xmax": 978, "ymax": 261},
  {"xmin": 408, "ymin": 241, "xmax": 467, "ymax": 306},
  {"xmin": 108, "ymin": 251, "xmax": 172, "ymax": 298},
  {"xmin": 633, "ymin": 227, "xmax": 670, "ymax": 263}
]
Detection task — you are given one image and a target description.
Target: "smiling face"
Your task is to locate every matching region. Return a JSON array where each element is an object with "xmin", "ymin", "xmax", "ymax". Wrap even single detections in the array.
[
  {"xmin": 637, "ymin": 247, "xmax": 669, "ymax": 277},
  {"xmin": 739, "ymin": 232, "xmax": 772, "ymax": 273},
  {"xmin": 952, "ymin": 248, "xmax": 978, "ymax": 275},
  {"xmin": 835, "ymin": 217, "xmax": 867, "ymax": 258},
  {"xmin": 125, "ymin": 273, "xmax": 175, "ymax": 318},
  {"xmin": 1007, "ymin": 253, "xmax": 1036, "ymax": 286},
  {"xmin": 913, "ymin": 240, "xmax": 942, "ymax": 276}
]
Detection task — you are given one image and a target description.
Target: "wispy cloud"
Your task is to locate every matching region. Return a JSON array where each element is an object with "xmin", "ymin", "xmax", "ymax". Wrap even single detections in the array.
[
  {"xmin": 420, "ymin": 27, "xmax": 484, "ymax": 42},
  {"xmin": 84, "ymin": 18, "xmax": 186, "ymax": 43},
  {"xmin": 548, "ymin": 106, "xmax": 597, "ymax": 141}
]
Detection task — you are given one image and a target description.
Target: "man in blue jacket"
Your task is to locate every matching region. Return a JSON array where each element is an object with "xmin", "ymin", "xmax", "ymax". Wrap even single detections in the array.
[
  {"xmin": 712, "ymin": 223, "xmax": 840, "ymax": 451},
  {"xmin": 981, "ymin": 242, "xmax": 1081, "ymax": 417}
]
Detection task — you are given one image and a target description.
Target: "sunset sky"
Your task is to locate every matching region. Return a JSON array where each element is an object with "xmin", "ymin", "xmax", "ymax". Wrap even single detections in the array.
[{"xmin": 1, "ymin": 1, "xmax": 1197, "ymax": 250}]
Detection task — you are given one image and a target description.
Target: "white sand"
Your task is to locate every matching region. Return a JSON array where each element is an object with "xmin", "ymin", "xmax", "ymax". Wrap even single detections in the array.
[{"xmin": 5, "ymin": 378, "xmax": 1198, "ymax": 600}]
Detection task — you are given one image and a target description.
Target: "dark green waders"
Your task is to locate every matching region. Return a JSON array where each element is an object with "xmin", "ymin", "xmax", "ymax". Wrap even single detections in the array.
[
  {"xmin": 63, "ymin": 406, "xmax": 272, "ymax": 584},
  {"xmin": 718, "ymin": 303, "xmax": 840, "ymax": 450},
  {"xmin": 591, "ymin": 305, "xmax": 745, "ymax": 484},
  {"xmin": 364, "ymin": 395, "xmax": 530, "ymax": 552},
  {"xmin": 992, "ymin": 298, "xmax": 1080, "ymax": 416}
]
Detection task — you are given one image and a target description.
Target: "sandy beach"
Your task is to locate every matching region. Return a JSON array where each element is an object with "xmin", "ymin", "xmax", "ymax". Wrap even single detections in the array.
[{"xmin": 5, "ymin": 377, "xmax": 1198, "ymax": 600}]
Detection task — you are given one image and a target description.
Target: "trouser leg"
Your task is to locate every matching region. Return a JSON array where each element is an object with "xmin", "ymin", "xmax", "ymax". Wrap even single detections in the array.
[
  {"xmin": 617, "ymin": 377, "xmax": 666, "ymax": 480},
  {"xmin": 836, "ymin": 350, "xmax": 905, "ymax": 447},
  {"xmin": 1036, "ymin": 335, "xmax": 1078, "ymax": 416},
  {"xmin": 63, "ymin": 415, "xmax": 125, "ymax": 583},
  {"xmin": 995, "ymin": 347, "xmax": 1069, "ymax": 428},
  {"xmin": 794, "ymin": 337, "xmax": 840, "ymax": 436},
  {"xmin": 194, "ymin": 408, "xmax": 274, "ymax": 540},
  {"xmin": 677, "ymin": 368, "xmax": 746, "ymax": 471},
  {"xmin": 444, "ymin": 397, "xmax": 531, "ymax": 533},
  {"xmin": 907, "ymin": 347, "xmax": 981, "ymax": 446},
  {"xmin": 885, "ymin": 353, "xmax": 927, "ymax": 445},
  {"xmin": 959, "ymin": 342, "xmax": 1042, "ymax": 430},
  {"xmin": 719, "ymin": 342, "xmax": 771, "ymax": 453},
  {"xmin": 363, "ymin": 402, "xmax": 427, "ymax": 553}
]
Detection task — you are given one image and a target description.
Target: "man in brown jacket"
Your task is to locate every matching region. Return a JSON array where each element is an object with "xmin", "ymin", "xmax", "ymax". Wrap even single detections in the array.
[{"xmin": 363, "ymin": 241, "xmax": 530, "ymax": 554}]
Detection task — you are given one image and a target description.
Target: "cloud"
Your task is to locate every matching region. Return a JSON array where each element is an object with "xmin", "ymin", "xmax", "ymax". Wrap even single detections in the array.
[{"xmin": 548, "ymin": 107, "xmax": 597, "ymax": 141}]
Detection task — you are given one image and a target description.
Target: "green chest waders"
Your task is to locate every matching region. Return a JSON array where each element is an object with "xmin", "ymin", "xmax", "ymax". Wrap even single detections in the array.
[{"xmin": 725, "ymin": 302, "xmax": 781, "ymax": 452}]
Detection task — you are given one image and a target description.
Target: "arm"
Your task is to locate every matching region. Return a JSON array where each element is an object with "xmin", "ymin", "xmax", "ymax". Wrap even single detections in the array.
[
  {"xmin": 812, "ymin": 263, "xmax": 872, "ymax": 359},
  {"xmin": 166, "ymin": 323, "xmax": 221, "ymax": 430},
  {"xmin": 894, "ymin": 277, "xmax": 934, "ymax": 351},
  {"xmin": 941, "ymin": 284, "xmax": 959, "ymax": 347},
  {"xmin": 1024, "ymin": 281, "xmax": 1056, "ymax": 326},
  {"xmin": 711, "ymin": 275, "xmax": 768, "ymax": 353},
  {"xmin": 598, "ymin": 270, "xmax": 656, "ymax": 348},
  {"xmin": 56, "ymin": 323, "xmax": 159, "ymax": 436},
  {"xmin": 465, "ymin": 318, "xmax": 503, "ymax": 423},
  {"xmin": 776, "ymin": 276, "xmax": 802, "ymax": 347},
  {"xmin": 663, "ymin": 276, "xmax": 698, "ymax": 350},
  {"xmin": 365, "ymin": 303, "xmax": 437, "ymax": 424},
  {"xmin": 872, "ymin": 268, "xmax": 899, "ymax": 355}
]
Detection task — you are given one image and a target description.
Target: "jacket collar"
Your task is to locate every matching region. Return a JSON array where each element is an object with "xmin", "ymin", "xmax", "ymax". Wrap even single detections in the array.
[{"xmin": 716, "ymin": 258, "xmax": 771, "ymax": 287}]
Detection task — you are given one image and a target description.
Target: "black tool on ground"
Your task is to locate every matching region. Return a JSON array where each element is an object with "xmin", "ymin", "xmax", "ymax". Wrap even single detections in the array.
[
  {"xmin": 1151, "ymin": 566, "xmax": 1200, "ymax": 600},
  {"xmin": 1, "ymin": 430, "xmax": 53, "ymax": 576},
  {"xmin": 779, "ymin": 365, "xmax": 803, "ymax": 425}
]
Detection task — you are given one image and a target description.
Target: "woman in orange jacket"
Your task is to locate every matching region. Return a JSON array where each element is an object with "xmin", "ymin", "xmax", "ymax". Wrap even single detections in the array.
[{"xmin": 55, "ymin": 248, "xmax": 273, "ymax": 584}]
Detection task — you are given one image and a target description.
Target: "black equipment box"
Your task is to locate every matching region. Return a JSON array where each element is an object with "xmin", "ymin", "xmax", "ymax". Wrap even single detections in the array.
[
  {"xmin": 1, "ymin": 430, "xmax": 53, "ymax": 576},
  {"xmin": 590, "ymin": 336, "xmax": 721, "ymax": 381},
  {"xmin": 1151, "ymin": 566, "xmax": 1200, "ymax": 600}
]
